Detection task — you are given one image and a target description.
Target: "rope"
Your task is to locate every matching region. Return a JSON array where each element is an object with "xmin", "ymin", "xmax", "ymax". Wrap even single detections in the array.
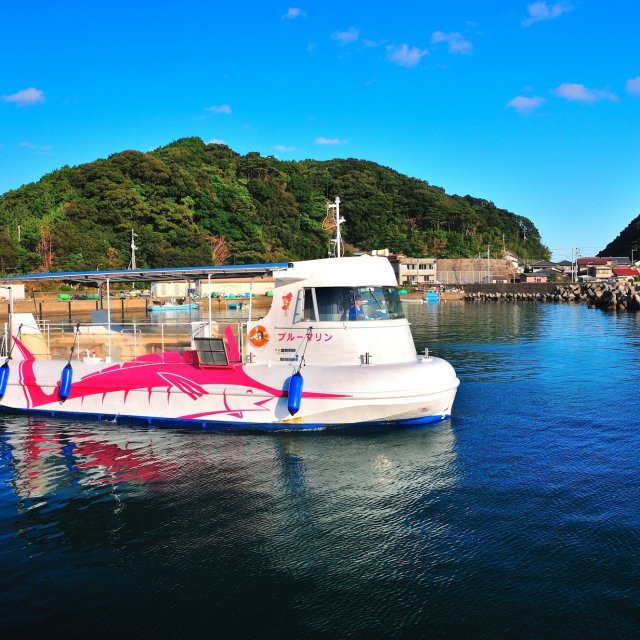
[
  {"xmin": 4, "ymin": 323, "xmax": 23, "ymax": 363},
  {"xmin": 67, "ymin": 322, "xmax": 81, "ymax": 365},
  {"xmin": 293, "ymin": 326, "xmax": 313, "ymax": 373}
]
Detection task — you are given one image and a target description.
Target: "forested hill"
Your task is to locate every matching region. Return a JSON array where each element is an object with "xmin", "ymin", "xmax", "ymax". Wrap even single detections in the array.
[
  {"xmin": 599, "ymin": 214, "xmax": 640, "ymax": 258},
  {"xmin": 0, "ymin": 137, "xmax": 549, "ymax": 273}
]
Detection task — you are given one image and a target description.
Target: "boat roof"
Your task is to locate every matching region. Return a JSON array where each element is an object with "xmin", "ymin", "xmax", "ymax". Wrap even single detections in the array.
[{"xmin": 0, "ymin": 263, "xmax": 290, "ymax": 286}]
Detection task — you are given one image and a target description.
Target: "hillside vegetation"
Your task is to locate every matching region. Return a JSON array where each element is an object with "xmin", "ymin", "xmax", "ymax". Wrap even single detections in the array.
[
  {"xmin": 599, "ymin": 214, "xmax": 640, "ymax": 259},
  {"xmin": 0, "ymin": 137, "xmax": 549, "ymax": 273}
]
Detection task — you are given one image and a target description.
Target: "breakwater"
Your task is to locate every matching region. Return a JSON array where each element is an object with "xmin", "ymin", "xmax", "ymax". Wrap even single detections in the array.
[{"xmin": 464, "ymin": 282, "xmax": 640, "ymax": 312}]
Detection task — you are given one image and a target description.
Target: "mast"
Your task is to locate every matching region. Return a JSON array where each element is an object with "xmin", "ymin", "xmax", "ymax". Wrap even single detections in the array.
[
  {"xmin": 324, "ymin": 197, "xmax": 345, "ymax": 258},
  {"xmin": 128, "ymin": 229, "xmax": 138, "ymax": 270}
]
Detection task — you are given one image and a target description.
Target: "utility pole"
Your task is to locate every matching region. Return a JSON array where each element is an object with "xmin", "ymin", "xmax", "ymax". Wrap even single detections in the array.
[{"xmin": 571, "ymin": 247, "xmax": 580, "ymax": 282}]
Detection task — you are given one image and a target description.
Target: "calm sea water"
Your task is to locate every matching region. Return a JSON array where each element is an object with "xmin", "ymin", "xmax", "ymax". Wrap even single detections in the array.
[{"xmin": 1, "ymin": 302, "xmax": 639, "ymax": 639}]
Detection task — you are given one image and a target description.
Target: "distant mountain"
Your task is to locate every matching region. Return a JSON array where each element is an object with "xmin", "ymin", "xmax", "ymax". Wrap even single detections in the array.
[
  {"xmin": 599, "ymin": 214, "xmax": 640, "ymax": 259},
  {"xmin": 0, "ymin": 137, "xmax": 550, "ymax": 274}
]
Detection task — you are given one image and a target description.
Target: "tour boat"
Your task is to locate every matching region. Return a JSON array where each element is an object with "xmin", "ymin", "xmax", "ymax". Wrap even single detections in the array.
[{"xmin": 0, "ymin": 202, "xmax": 459, "ymax": 430}]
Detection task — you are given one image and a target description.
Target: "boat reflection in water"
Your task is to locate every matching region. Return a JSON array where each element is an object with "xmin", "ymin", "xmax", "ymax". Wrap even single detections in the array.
[
  {"xmin": 1, "ymin": 415, "xmax": 461, "ymax": 636},
  {"xmin": 2, "ymin": 415, "xmax": 459, "ymax": 514},
  {"xmin": 3, "ymin": 418, "xmax": 173, "ymax": 500}
]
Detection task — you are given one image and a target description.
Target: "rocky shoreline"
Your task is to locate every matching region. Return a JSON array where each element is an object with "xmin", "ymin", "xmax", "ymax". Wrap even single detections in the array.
[{"xmin": 464, "ymin": 282, "xmax": 640, "ymax": 312}]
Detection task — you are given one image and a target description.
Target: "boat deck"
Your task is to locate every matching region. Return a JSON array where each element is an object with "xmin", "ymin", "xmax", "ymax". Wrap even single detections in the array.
[{"xmin": 10, "ymin": 319, "xmax": 246, "ymax": 363}]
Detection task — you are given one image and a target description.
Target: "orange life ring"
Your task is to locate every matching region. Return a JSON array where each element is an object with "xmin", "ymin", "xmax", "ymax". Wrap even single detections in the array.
[{"xmin": 249, "ymin": 325, "xmax": 270, "ymax": 347}]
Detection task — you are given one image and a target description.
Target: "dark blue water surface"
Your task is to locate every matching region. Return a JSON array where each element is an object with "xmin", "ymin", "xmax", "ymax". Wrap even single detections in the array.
[{"xmin": 1, "ymin": 302, "xmax": 639, "ymax": 639}]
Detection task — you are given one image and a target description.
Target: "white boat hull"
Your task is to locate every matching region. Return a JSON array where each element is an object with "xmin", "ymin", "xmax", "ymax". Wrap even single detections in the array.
[{"xmin": 0, "ymin": 352, "xmax": 458, "ymax": 430}]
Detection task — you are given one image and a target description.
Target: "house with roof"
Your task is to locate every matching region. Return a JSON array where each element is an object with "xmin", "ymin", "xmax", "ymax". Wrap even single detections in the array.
[
  {"xmin": 577, "ymin": 257, "xmax": 613, "ymax": 280},
  {"xmin": 556, "ymin": 260, "xmax": 574, "ymax": 276},
  {"xmin": 612, "ymin": 266, "xmax": 640, "ymax": 282},
  {"xmin": 521, "ymin": 269, "xmax": 558, "ymax": 283},
  {"xmin": 530, "ymin": 259, "xmax": 562, "ymax": 273},
  {"xmin": 504, "ymin": 251, "xmax": 521, "ymax": 274},
  {"xmin": 522, "ymin": 259, "xmax": 569, "ymax": 282},
  {"xmin": 577, "ymin": 256, "xmax": 633, "ymax": 280}
]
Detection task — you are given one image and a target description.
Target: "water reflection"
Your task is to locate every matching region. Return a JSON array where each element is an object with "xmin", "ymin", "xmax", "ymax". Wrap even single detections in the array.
[
  {"xmin": 1, "ymin": 416, "xmax": 459, "ymax": 504},
  {"xmin": 2, "ymin": 302, "xmax": 640, "ymax": 638},
  {"xmin": 407, "ymin": 301, "xmax": 640, "ymax": 385},
  {"xmin": 3, "ymin": 419, "xmax": 173, "ymax": 501},
  {"xmin": 0, "ymin": 415, "xmax": 461, "ymax": 637}
]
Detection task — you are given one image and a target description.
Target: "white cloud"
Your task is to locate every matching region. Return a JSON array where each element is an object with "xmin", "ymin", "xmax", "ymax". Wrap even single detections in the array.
[
  {"xmin": 19, "ymin": 141, "xmax": 52, "ymax": 152},
  {"xmin": 273, "ymin": 145, "xmax": 296, "ymax": 152},
  {"xmin": 207, "ymin": 138, "xmax": 226, "ymax": 144},
  {"xmin": 331, "ymin": 27, "xmax": 359, "ymax": 45},
  {"xmin": 1, "ymin": 87, "xmax": 46, "ymax": 106},
  {"xmin": 507, "ymin": 95, "xmax": 546, "ymax": 113},
  {"xmin": 553, "ymin": 83, "xmax": 617, "ymax": 102},
  {"xmin": 625, "ymin": 76, "xmax": 640, "ymax": 96},
  {"xmin": 315, "ymin": 137, "xmax": 347, "ymax": 145},
  {"xmin": 387, "ymin": 44, "xmax": 429, "ymax": 68},
  {"xmin": 205, "ymin": 104, "xmax": 232, "ymax": 114},
  {"xmin": 522, "ymin": 1, "xmax": 573, "ymax": 27},
  {"xmin": 431, "ymin": 31, "xmax": 473, "ymax": 55},
  {"xmin": 282, "ymin": 7, "xmax": 306, "ymax": 20}
]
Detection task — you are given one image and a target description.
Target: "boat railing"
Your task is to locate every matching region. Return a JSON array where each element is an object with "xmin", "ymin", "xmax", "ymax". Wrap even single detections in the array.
[{"xmin": 8, "ymin": 319, "xmax": 246, "ymax": 364}]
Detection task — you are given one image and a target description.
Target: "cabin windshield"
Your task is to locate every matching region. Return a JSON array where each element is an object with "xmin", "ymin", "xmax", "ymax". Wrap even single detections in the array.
[{"xmin": 295, "ymin": 286, "xmax": 404, "ymax": 322}]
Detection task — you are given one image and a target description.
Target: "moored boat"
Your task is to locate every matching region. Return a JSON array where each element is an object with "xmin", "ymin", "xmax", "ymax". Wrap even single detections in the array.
[
  {"xmin": 425, "ymin": 289, "xmax": 440, "ymax": 303},
  {"xmin": 147, "ymin": 300, "xmax": 199, "ymax": 312}
]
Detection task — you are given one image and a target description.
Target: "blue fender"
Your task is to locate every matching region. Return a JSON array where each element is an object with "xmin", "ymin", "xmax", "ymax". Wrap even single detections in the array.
[
  {"xmin": 0, "ymin": 362, "xmax": 9, "ymax": 399},
  {"xmin": 287, "ymin": 372, "xmax": 304, "ymax": 415},
  {"xmin": 59, "ymin": 363, "xmax": 73, "ymax": 401}
]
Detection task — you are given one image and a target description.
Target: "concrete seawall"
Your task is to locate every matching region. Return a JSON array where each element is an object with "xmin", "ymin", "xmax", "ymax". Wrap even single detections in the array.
[
  {"xmin": 464, "ymin": 282, "xmax": 640, "ymax": 312},
  {"xmin": 464, "ymin": 283, "xmax": 557, "ymax": 296}
]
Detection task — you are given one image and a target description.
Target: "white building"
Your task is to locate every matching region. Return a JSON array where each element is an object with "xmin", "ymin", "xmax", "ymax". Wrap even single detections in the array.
[{"xmin": 388, "ymin": 256, "xmax": 437, "ymax": 286}]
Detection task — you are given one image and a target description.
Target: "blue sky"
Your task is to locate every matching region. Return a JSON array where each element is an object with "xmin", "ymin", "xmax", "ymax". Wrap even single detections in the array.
[{"xmin": 1, "ymin": 1, "xmax": 639, "ymax": 261}]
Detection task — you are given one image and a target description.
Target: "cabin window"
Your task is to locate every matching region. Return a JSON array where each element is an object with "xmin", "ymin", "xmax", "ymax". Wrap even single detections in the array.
[
  {"xmin": 315, "ymin": 287, "xmax": 351, "ymax": 321},
  {"xmin": 293, "ymin": 288, "xmax": 318, "ymax": 323},
  {"xmin": 352, "ymin": 286, "xmax": 405, "ymax": 320},
  {"xmin": 194, "ymin": 337, "xmax": 229, "ymax": 366},
  {"xmin": 294, "ymin": 287, "xmax": 404, "ymax": 322}
]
